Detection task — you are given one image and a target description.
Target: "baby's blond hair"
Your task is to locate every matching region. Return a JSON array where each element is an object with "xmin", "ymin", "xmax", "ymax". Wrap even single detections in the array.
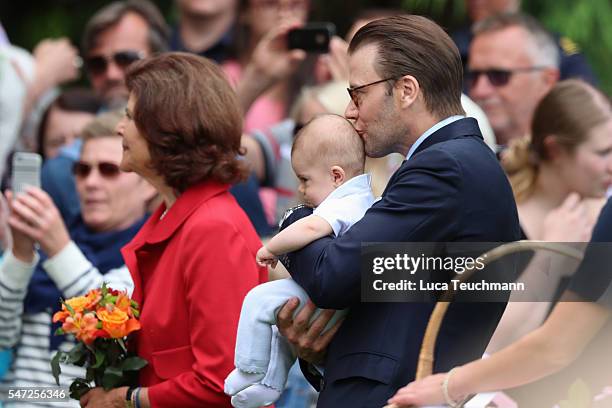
[{"xmin": 292, "ymin": 114, "xmax": 365, "ymax": 177}]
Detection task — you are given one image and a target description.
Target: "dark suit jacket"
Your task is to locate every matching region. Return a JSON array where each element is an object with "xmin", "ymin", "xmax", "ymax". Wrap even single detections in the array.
[{"xmin": 285, "ymin": 118, "xmax": 521, "ymax": 408}]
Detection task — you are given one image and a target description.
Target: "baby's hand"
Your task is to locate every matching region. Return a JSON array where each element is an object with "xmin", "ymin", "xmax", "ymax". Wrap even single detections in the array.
[{"xmin": 256, "ymin": 246, "xmax": 278, "ymax": 268}]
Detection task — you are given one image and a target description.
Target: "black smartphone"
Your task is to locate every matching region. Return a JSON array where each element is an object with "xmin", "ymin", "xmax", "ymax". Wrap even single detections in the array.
[{"xmin": 288, "ymin": 23, "xmax": 336, "ymax": 53}]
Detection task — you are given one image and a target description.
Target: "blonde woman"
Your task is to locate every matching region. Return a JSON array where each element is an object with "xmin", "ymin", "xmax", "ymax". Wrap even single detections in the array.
[
  {"xmin": 389, "ymin": 79, "xmax": 612, "ymax": 407},
  {"xmin": 486, "ymin": 79, "xmax": 612, "ymax": 353}
]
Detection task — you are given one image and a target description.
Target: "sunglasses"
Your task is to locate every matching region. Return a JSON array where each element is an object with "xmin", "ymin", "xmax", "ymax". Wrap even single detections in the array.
[
  {"xmin": 84, "ymin": 50, "xmax": 145, "ymax": 76},
  {"xmin": 347, "ymin": 76, "xmax": 398, "ymax": 108},
  {"xmin": 73, "ymin": 161, "xmax": 121, "ymax": 179},
  {"xmin": 466, "ymin": 67, "xmax": 546, "ymax": 88}
]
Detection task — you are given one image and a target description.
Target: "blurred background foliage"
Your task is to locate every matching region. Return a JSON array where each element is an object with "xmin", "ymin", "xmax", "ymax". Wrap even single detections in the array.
[{"xmin": 1, "ymin": 0, "xmax": 610, "ymax": 94}]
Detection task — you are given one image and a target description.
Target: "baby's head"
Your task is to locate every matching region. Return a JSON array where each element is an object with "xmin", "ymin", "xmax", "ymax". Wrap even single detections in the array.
[{"xmin": 291, "ymin": 114, "xmax": 365, "ymax": 207}]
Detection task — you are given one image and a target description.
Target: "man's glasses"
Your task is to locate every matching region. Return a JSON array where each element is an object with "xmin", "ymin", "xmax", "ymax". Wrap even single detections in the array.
[
  {"xmin": 73, "ymin": 161, "xmax": 121, "ymax": 179},
  {"xmin": 84, "ymin": 50, "xmax": 145, "ymax": 76},
  {"xmin": 347, "ymin": 77, "xmax": 398, "ymax": 108},
  {"xmin": 466, "ymin": 67, "xmax": 547, "ymax": 88}
]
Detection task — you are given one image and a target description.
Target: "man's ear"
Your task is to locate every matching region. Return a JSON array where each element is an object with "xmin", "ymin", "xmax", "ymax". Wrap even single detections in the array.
[
  {"xmin": 330, "ymin": 166, "xmax": 346, "ymax": 187},
  {"xmin": 542, "ymin": 68, "xmax": 560, "ymax": 90},
  {"xmin": 396, "ymin": 75, "xmax": 420, "ymax": 109}
]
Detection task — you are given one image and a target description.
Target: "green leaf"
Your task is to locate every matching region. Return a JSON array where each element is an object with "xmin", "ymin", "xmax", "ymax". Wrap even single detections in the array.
[
  {"xmin": 85, "ymin": 367, "xmax": 95, "ymax": 383},
  {"xmin": 120, "ymin": 356, "xmax": 148, "ymax": 371},
  {"xmin": 66, "ymin": 342, "xmax": 87, "ymax": 365},
  {"xmin": 54, "ymin": 327, "xmax": 65, "ymax": 335},
  {"xmin": 101, "ymin": 366, "xmax": 123, "ymax": 390},
  {"xmin": 50, "ymin": 351, "xmax": 63, "ymax": 386},
  {"xmin": 91, "ymin": 349, "xmax": 105, "ymax": 369}
]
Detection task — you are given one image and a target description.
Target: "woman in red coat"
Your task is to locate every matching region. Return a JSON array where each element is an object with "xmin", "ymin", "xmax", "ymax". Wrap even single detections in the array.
[{"xmin": 81, "ymin": 52, "xmax": 267, "ymax": 408}]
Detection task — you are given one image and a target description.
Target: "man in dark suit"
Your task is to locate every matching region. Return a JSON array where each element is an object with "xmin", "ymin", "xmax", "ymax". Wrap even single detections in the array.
[{"xmin": 276, "ymin": 15, "xmax": 521, "ymax": 408}]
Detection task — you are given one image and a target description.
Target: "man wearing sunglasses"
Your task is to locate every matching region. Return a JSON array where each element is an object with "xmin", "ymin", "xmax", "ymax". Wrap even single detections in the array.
[
  {"xmin": 81, "ymin": 0, "xmax": 170, "ymax": 109},
  {"xmin": 40, "ymin": 1, "xmax": 170, "ymax": 229},
  {"xmin": 468, "ymin": 13, "xmax": 560, "ymax": 147}
]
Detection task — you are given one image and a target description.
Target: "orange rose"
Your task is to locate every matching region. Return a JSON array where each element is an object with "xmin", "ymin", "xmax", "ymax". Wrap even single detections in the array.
[
  {"xmin": 97, "ymin": 307, "xmax": 128, "ymax": 325},
  {"xmin": 97, "ymin": 307, "xmax": 140, "ymax": 338},
  {"xmin": 65, "ymin": 296, "xmax": 89, "ymax": 313}
]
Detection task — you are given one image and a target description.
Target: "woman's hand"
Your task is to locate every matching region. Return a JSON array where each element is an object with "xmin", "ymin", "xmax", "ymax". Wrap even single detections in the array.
[
  {"xmin": 387, "ymin": 373, "xmax": 448, "ymax": 407},
  {"xmin": 276, "ymin": 298, "xmax": 341, "ymax": 364},
  {"xmin": 7, "ymin": 187, "xmax": 70, "ymax": 258},
  {"xmin": 237, "ymin": 21, "xmax": 306, "ymax": 112},
  {"xmin": 80, "ymin": 387, "xmax": 126, "ymax": 408},
  {"xmin": 5, "ymin": 190, "xmax": 35, "ymax": 263},
  {"xmin": 542, "ymin": 193, "xmax": 592, "ymax": 242},
  {"xmin": 32, "ymin": 38, "xmax": 80, "ymax": 89},
  {"xmin": 316, "ymin": 36, "xmax": 350, "ymax": 82}
]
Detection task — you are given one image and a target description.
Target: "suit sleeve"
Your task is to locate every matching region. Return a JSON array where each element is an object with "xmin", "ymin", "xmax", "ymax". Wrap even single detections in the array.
[
  {"xmin": 146, "ymin": 218, "xmax": 264, "ymax": 407},
  {"xmin": 288, "ymin": 149, "xmax": 462, "ymax": 309}
]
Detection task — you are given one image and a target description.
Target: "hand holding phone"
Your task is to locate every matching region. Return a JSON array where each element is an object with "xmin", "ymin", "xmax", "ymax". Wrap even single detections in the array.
[{"xmin": 288, "ymin": 23, "xmax": 336, "ymax": 53}]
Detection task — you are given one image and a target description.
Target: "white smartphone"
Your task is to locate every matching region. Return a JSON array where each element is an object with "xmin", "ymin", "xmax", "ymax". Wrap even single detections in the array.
[{"xmin": 11, "ymin": 152, "xmax": 42, "ymax": 195}]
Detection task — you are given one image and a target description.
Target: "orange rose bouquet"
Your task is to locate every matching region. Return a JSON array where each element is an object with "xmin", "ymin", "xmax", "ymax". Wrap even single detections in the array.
[{"xmin": 50, "ymin": 283, "xmax": 147, "ymax": 400}]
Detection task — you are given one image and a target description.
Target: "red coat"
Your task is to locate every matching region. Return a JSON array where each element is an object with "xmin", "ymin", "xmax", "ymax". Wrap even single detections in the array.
[{"xmin": 122, "ymin": 181, "xmax": 267, "ymax": 407}]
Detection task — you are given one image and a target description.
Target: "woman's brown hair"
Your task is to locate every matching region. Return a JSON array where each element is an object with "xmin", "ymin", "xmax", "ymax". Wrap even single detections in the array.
[
  {"xmin": 125, "ymin": 52, "xmax": 247, "ymax": 192},
  {"xmin": 503, "ymin": 79, "xmax": 611, "ymax": 202}
]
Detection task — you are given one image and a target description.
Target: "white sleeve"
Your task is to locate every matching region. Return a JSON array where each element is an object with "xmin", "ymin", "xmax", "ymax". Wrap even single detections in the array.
[
  {"xmin": 313, "ymin": 198, "xmax": 346, "ymax": 236},
  {"xmin": 313, "ymin": 197, "xmax": 368, "ymax": 237},
  {"xmin": 43, "ymin": 241, "xmax": 134, "ymax": 298},
  {"xmin": 0, "ymin": 251, "xmax": 39, "ymax": 348}
]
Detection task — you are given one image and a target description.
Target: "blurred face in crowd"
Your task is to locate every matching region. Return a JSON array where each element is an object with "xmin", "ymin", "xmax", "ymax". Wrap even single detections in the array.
[
  {"xmin": 116, "ymin": 95, "xmax": 154, "ymax": 180},
  {"xmin": 554, "ymin": 119, "xmax": 612, "ymax": 198},
  {"xmin": 246, "ymin": 0, "xmax": 309, "ymax": 40},
  {"xmin": 344, "ymin": 43, "xmax": 408, "ymax": 158},
  {"xmin": 176, "ymin": 0, "xmax": 237, "ymax": 18},
  {"xmin": 43, "ymin": 106, "xmax": 95, "ymax": 159},
  {"xmin": 468, "ymin": 26, "xmax": 557, "ymax": 145},
  {"xmin": 465, "ymin": 0, "xmax": 520, "ymax": 22},
  {"xmin": 86, "ymin": 12, "xmax": 151, "ymax": 108},
  {"xmin": 75, "ymin": 136, "xmax": 153, "ymax": 232}
]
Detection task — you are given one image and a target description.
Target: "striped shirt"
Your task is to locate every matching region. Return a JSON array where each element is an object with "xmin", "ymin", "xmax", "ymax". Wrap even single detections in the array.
[{"xmin": 0, "ymin": 242, "xmax": 133, "ymax": 408}]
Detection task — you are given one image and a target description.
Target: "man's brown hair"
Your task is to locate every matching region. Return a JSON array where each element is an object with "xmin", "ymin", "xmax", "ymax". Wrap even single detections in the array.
[
  {"xmin": 125, "ymin": 52, "xmax": 246, "ymax": 192},
  {"xmin": 349, "ymin": 15, "xmax": 464, "ymax": 118},
  {"xmin": 82, "ymin": 0, "xmax": 170, "ymax": 54}
]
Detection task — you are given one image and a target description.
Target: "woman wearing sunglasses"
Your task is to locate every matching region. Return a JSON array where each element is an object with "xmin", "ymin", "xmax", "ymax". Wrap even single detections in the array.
[
  {"xmin": 0, "ymin": 110, "xmax": 156, "ymax": 407},
  {"xmin": 387, "ymin": 79, "xmax": 612, "ymax": 407},
  {"xmin": 79, "ymin": 53, "xmax": 267, "ymax": 408}
]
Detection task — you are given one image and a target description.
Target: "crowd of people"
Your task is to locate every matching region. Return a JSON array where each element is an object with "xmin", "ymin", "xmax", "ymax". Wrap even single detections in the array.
[{"xmin": 0, "ymin": 0, "xmax": 610, "ymax": 407}]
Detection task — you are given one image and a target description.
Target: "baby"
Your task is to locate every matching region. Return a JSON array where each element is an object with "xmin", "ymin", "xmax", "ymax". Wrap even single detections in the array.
[{"xmin": 224, "ymin": 114, "xmax": 376, "ymax": 408}]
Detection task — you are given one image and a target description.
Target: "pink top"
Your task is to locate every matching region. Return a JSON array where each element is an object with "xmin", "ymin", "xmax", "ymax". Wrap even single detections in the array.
[{"xmin": 223, "ymin": 60, "xmax": 286, "ymax": 133}]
